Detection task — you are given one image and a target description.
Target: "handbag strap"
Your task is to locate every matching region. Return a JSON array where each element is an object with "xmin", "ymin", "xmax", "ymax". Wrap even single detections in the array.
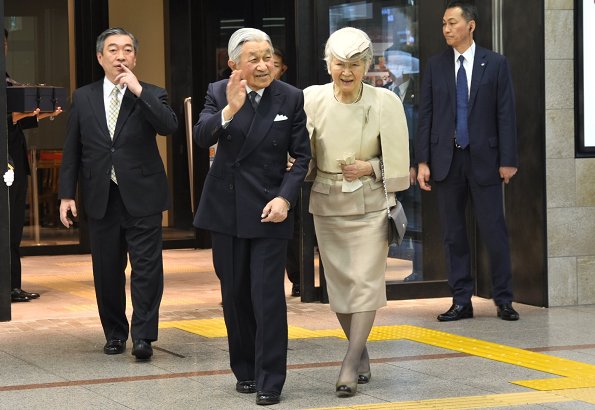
[{"xmin": 380, "ymin": 159, "xmax": 391, "ymax": 217}]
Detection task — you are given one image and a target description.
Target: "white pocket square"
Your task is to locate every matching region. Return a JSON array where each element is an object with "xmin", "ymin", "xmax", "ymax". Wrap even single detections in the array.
[{"xmin": 274, "ymin": 114, "xmax": 288, "ymax": 122}]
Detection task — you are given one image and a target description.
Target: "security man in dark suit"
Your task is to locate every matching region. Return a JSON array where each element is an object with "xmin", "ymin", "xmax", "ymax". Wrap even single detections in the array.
[
  {"xmin": 415, "ymin": 1, "xmax": 519, "ymax": 322},
  {"xmin": 59, "ymin": 27, "xmax": 178, "ymax": 360},
  {"xmin": 193, "ymin": 28, "xmax": 311, "ymax": 405}
]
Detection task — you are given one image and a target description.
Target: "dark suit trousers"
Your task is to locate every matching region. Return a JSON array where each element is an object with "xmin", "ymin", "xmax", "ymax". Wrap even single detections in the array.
[
  {"xmin": 211, "ymin": 232, "xmax": 288, "ymax": 394},
  {"xmin": 435, "ymin": 148, "xmax": 513, "ymax": 305},
  {"xmin": 285, "ymin": 204, "xmax": 301, "ymax": 285},
  {"xmin": 88, "ymin": 182, "xmax": 164, "ymax": 342},
  {"xmin": 9, "ymin": 168, "xmax": 27, "ymax": 289}
]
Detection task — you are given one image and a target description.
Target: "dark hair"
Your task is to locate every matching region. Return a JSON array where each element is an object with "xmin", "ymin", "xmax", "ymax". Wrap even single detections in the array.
[
  {"xmin": 446, "ymin": 1, "xmax": 478, "ymax": 24},
  {"xmin": 4, "ymin": 29, "xmax": 8, "ymax": 39},
  {"xmin": 273, "ymin": 47, "xmax": 285, "ymax": 62},
  {"xmin": 96, "ymin": 27, "xmax": 138, "ymax": 54}
]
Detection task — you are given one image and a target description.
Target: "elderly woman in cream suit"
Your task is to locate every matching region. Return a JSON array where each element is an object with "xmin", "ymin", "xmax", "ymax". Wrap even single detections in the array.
[{"xmin": 304, "ymin": 27, "xmax": 410, "ymax": 397}]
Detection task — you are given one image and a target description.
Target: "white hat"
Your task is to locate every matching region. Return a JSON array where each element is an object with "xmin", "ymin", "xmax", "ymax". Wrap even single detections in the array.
[{"xmin": 327, "ymin": 27, "xmax": 371, "ymax": 60}]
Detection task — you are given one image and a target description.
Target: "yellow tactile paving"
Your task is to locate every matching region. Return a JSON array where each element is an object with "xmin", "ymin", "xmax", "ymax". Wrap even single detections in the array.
[
  {"xmin": 160, "ymin": 318, "xmax": 229, "ymax": 338},
  {"xmin": 312, "ymin": 391, "xmax": 575, "ymax": 409},
  {"xmin": 160, "ymin": 320, "xmax": 595, "ymax": 393}
]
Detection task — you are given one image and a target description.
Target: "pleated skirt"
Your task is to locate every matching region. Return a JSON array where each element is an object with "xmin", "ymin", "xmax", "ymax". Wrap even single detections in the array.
[{"xmin": 313, "ymin": 209, "xmax": 388, "ymax": 313}]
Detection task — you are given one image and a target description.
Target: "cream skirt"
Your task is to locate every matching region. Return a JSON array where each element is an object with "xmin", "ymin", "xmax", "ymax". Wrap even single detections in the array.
[{"xmin": 313, "ymin": 210, "xmax": 388, "ymax": 313}]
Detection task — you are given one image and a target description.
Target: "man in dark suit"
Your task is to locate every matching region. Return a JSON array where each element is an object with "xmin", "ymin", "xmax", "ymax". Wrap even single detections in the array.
[
  {"xmin": 58, "ymin": 28, "xmax": 178, "ymax": 360},
  {"xmin": 415, "ymin": 2, "xmax": 519, "ymax": 321},
  {"xmin": 193, "ymin": 28, "xmax": 310, "ymax": 405}
]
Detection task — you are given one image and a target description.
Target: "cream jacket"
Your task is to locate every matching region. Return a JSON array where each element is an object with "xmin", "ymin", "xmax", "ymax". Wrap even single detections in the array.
[{"xmin": 304, "ymin": 82, "xmax": 410, "ymax": 216}]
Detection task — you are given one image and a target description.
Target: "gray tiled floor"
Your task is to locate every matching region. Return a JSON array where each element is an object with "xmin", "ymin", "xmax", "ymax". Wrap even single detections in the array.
[{"xmin": 1, "ymin": 249, "xmax": 595, "ymax": 409}]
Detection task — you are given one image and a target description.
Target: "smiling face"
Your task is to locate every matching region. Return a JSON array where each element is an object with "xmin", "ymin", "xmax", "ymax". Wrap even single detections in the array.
[
  {"xmin": 96, "ymin": 34, "xmax": 137, "ymax": 83},
  {"xmin": 229, "ymin": 40, "xmax": 273, "ymax": 90},
  {"xmin": 329, "ymin": 56, "xmax": 366, "ymax": 100},
  {"xmin": 442, "ymin": 6, "xmax": 475, "ymax": 53}
]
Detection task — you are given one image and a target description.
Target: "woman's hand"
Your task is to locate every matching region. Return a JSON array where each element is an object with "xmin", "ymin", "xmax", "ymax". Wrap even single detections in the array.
[
  {"xmin": 341, "ymin": 160, "xmax": 372, "ymax": 182},
  {"xmin": 12, "ymin": 108, "xmax": 40, "ymax": 124},
  {"xmin": 37, "ymin": 107, "xmax": 63, "ymax": 121}
]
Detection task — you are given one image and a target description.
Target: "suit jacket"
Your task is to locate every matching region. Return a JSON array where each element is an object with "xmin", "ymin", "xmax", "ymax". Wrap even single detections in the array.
[
  {"xmin": 415, "ymin": 45, "xmax": 517, "ymax": 185},
  {"xmin": 59, "ymin": 80, "xmax": 178, "ymax": 219},
  {"xmin": 6, "ymin": 77, "xmax": 36, "ymax": 178},
  {"xmin": 193, "ymin": 79, "xmax": 311, "ymax": 239}
]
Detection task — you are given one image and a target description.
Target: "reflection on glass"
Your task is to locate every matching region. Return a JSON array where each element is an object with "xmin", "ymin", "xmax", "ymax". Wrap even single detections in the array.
[{"xmin": 329, "ymin": 1, "xmax": 422, "ymax": 282}]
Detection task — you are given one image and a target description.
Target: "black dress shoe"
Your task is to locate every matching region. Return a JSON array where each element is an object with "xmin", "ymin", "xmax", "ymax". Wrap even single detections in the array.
[
  {"xmin": 131, "ymin": 339, "xmax": 153, "ymax": 360},
  {"xmin": 235, "ymin": 380, "xmax": 256, "ymax": 394},
  {"xmin": 497, "ymin": 303, "xmax": 520, "ymax": 321},
  {"xmin": 10, "ymin": 289, "xmax": 31, "ymax": 303},
  {"xmin": 256, "ymin": 391, "xmax": 280, "ymax": 405},
  {"xmin": 437, "ymin": 303, "xmax": 473, "ymax": 322},
  {"xmin": 291, "ymin": 284, "xmax": 300, "ymax": 297},
  {"xmin": 103, "ymin": 339, "xmax": 126, "ymax": 355},
  {"xmin": 17, "ymin": 288, "xmax": 40, "ymax": 299}
]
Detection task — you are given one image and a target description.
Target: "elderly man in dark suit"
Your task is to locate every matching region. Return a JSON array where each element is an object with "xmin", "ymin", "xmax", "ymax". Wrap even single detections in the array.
[
  {"xmin": 193, "ymin": 28, "xmax": 311, "ymax": 406},
  {"xmin": 415, "ymin": 1, "xmax": 519, "ymax": 322},
  {"xmin": 58, "ymin": 27, "xmax": 178, "ymax": 360}
]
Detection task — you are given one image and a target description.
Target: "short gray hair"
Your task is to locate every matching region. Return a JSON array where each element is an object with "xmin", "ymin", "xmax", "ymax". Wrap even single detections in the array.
[
  {"xmin": 227, "ymin": 28, "xmax": 273, "ymax": 64},
  {"xmin": 96, "ymin": 27, "xmax": 139, "ymax": 54},
  {"xmin": 324, "ymin": 28, "xmax": 373, "ymax": 74}
]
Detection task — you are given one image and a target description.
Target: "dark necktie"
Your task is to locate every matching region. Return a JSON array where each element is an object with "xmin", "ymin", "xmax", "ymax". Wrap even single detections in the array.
[
  {"xmin": 456, "ymin": 55, "xmax": 469, "ymax": 149},
  {"xmin": 248, "ymin": 91, "xmax": 259, "ymax": 110}
]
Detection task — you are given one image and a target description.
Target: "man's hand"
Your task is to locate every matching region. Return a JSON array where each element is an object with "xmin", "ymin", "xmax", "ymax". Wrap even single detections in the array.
[
  {"xmin": 286, "ymin": 156, "xmax": 295, "ymax": 171},
  {"xmin": 417, "ymin": 162, "xmax": 432, "ymax": 191},
  {"xmin": 59, "ymin": 199, "xmax": 78, "ymax": 228},
  {"xmin": 115, "ymin": 64, "xmax": 142, "ymax": 96},
  {"xmin": 499, "ymin": 166, "xmax": 518, "ymax": 184},
  {"xmin": 223, "ymin": 70, "xmax": 248, "ymax": 121},
  {"xmin": 3, "ymin": 169, "xmax": 14, "ymax": 187},
  {"xmin": 409, "ymin": 166, "xmax": 417, "ymax": 186},
  {"xmin": 261, "ymin": 197, "xmax": 289, "ymax": 223},
  {"xmin": 341, "ymin": 160, "xmax": 373, "ymax": 182}
]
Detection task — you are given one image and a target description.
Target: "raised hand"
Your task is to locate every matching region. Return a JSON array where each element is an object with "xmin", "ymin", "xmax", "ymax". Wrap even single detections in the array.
[{"xmin": 115, "ymin": 63, "xmax": 142, "ymax": 96}]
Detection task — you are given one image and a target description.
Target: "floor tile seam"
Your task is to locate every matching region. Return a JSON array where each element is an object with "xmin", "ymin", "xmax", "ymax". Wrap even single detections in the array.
[{"xmin": 0, "ymin": 351, "xmax": 544, "ymax": 393}]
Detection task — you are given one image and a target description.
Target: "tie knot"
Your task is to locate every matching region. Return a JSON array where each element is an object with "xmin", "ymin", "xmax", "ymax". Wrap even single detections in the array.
[
  {"xmin": 458, "ymin": 55, "xmax": 465, "ymax": 64},
  {"xmin": 248, "ymin": 91, "xmax": 259, "ymax": 109},
  {"xmin": 110, "ymin": 85, "xmax": 120, "ymax": 97}
]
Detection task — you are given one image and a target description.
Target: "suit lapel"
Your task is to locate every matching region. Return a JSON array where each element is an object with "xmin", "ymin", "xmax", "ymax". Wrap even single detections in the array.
[
  {"xmin": 469, "ymin": 46, "xmax": 488, "ymax": 113},
  {"xmin": 237, "ymin": 83, "xmax": 284, "ymax": 160},
  {"xmin": 443, "ymin": 48, "xmax": 456, "ymax": 118},
  {"xmin": 112, "ymin": 88, "xmax": 136, "ymax": 143},
  {"xmin": 88, "ymin": 81, "xmax": 110, "ymax": 142}
]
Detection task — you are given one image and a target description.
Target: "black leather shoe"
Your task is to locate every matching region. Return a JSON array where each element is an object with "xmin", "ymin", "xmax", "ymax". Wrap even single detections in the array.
[
  {"xmin": 103, "ymin": 339, "xmax": 126, "ymax": 355},
  {"xmin": 437, "ymin": 303, "xmax": 473, "ymax": 322},
  {"xmin": 12, "ymin": 288, "xmax": 40, "ymax": 300},
  {"xmin": 256, "ymin": 391, "xmax": 280, "ymax": 405},
  {"xmin": 235, "ymin": 380, "xmax": 256, "ymax": 394},
  {"xmin": 131, "ymin": 339, "xmax": 153, "ymax": 360},
  {"xmin": 18, "ymin": 288, "xmax": 40, "ymax": 299},
  {"xmin": 291, "ymin": 284, "xmax": 300, "ymax": 297},
  {"xmin": 497, "ymin": 303, "xmax": 519, "ymax": 321},
  {"xmin": 10, "ymin": 289, "xmax": 31, "ymax": 302}
]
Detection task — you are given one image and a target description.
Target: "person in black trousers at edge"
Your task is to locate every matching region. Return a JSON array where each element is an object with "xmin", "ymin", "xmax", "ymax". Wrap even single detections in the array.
[
  {"xmin": 5, "ymin": 28, "xmax": 63, "ymax": 302},
  {"xmin": 271, "ymin": 47, "xmax": 301, "ymax": 297}
]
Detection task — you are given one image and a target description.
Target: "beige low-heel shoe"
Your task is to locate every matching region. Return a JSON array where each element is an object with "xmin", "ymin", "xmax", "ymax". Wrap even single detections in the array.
[
  {"xmin": 335, "ymin": 381, "xmax": 357, "ymax": 398},
  {"xmin": 358, "ymin": 370, "xmax": 371, "ymax": 384}
]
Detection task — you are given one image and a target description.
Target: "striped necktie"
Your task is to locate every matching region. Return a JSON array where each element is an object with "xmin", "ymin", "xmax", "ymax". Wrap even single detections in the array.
[{"xmin": 107, "ymin": 85, "xmax": 121, "ymax": 183}]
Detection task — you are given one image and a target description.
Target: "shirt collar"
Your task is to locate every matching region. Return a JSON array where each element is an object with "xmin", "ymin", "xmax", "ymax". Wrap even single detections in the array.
[
  {"xmin": 454, "ymin": 41, "xmax": 475, "ymax": 64},
  {"xmin": 245, "ymin": 86, "xmax": 264, "ymax": 97},
  {"xmin": 103, "ymin": 77, "xmax": 126, "ymax": 96}
]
